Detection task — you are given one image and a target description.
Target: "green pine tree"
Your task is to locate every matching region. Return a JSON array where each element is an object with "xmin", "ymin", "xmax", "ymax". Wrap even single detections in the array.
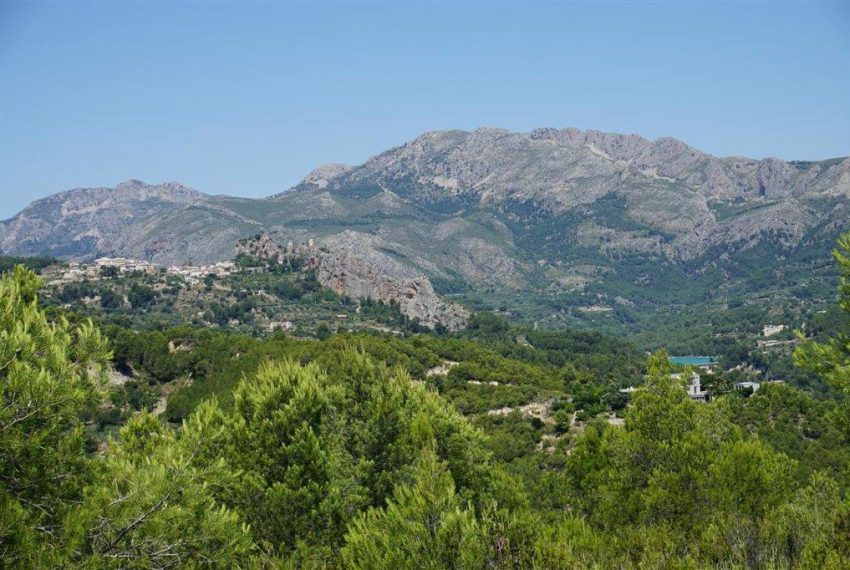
[{"xmin": 0, "ymin": 266, "xmax": 110, "ymax": 566}]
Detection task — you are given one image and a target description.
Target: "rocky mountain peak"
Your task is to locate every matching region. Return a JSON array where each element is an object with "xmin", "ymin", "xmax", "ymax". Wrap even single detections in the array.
[
  {"xmin": 528, "ymin": 127, "xmax": 560, "ymax": 141},
  {"xmin": 298, "ymin": 163, "xmax": 354, "ymax": 190},
  {"xmin": 115, "ymin": 179, "xmax": 147, "ymax": 190}
]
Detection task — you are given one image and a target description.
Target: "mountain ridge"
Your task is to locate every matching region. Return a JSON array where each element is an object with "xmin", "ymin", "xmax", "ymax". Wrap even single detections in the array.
[{"xmin": 2, "ymin": 126, "xmax": 848, "ymax": 331}]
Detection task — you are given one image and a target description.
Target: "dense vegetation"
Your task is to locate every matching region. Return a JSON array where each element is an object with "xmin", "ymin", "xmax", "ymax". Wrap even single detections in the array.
[
  {"xmin": 449, "ymin": 227, "xmax": 840, "ymax": 376},
  {"xmin": 99, "ymin": 313, "xmax": 642, "ymax": 462},
  {"xmin": 0, "ymin": 254, "xmax": 57, "ymax": 274},
  {"xmin": 3, "ymin": 233, "xmax": 850, "ymax": 566}
]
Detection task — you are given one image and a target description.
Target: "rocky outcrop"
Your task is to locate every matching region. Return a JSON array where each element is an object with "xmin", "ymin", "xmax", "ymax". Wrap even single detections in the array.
[
  {"xmin": 234, "ymin": 231, "xmax": 470, "ymax": 331},
  {"xmin": 298, "ymin": 163, "xmax": 353, "ymax": 189},
  {"xmin": 315, "ymin": 241, "xmax": 469, "ymax": 331},
  {"xmin": 236, "ymin": 232, "xmax": 284, "ymax": 261},
  {"xmin": 272, "ymin": 163, "xmax": 354, "ymax": 196}
]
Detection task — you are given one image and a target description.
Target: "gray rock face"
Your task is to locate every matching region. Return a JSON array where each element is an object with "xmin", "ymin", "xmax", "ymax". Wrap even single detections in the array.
[
  {"xmin": 315, "ymin": 240, "xmax": 469, "ymax": 331},
  {"xmin": 234, "ymin": 232, "xmax": 469, "ymax": 330},
  {"xmin": 236, "ymin": 232, "xmax": 284, "ymax": 261},
  {"xmin": 297, "ymin": 163, "xmax": 354, "ymax": 190}
]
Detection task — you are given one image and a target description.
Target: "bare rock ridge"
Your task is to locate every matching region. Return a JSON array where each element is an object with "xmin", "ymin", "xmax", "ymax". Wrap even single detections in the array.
[
  {"xmin": 297, "ymin": 163, "xmax": 354, "ymax": 190},
  {"xmin": 327, "ymin": 127, "xmax": 849, "ymax": 208},
  {"xmin": 236, "ymin": 232, "xmax": 288, "ymax": 261},
  {"xmin": 236, "ymin": 233, "xmax": 469, "ymax": 330},
  {"xmin": 315, "ymin": 239, "xmax": 469, "ymax": 331}
]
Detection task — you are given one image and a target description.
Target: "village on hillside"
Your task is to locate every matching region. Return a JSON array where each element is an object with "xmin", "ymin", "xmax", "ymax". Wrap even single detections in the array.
[
  {"xmin": 52, "ymin": 257, "xmax": 239, "ymax": 286},
  {"xmin": 36, "ymin": 242, "xmax": 416, "ymax": 341}
]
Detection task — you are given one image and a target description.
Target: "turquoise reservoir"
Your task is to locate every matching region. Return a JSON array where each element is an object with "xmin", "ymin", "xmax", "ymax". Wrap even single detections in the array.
[{"xmin": 669, "ymin": 356, "xmax": 717, "ymax": 366}]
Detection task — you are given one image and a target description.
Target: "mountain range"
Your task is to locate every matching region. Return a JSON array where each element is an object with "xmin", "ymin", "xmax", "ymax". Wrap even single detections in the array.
[{"xmin": 2, "ymin": 127, "xmax": 848, "ymax": 331}]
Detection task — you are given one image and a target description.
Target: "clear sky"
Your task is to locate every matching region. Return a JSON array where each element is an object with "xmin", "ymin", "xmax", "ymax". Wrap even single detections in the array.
[{"xmin": 1, "ymin": 1, "xmax": 849, "ymax": 219}]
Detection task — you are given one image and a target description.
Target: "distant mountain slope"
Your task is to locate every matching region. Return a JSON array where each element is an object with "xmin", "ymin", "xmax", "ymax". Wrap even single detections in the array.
[
  {"xmin": 1, "ymin": 180, "xmax": 289, "ymax": 264},
  {"xmin": 2, "ymin": 127, "xmax": 848, "ymax": 327}
]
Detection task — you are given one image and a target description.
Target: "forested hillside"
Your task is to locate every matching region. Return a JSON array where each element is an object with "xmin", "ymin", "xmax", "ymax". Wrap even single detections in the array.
[{"xmin": 3, "ymin": 233, "xmax": 850, "ymax": 567}]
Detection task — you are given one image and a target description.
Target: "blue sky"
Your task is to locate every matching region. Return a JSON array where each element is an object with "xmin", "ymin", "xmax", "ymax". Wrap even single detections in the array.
[{"xmin": 1, "ymin": 1, "xmax": 848, "ymax": 219}]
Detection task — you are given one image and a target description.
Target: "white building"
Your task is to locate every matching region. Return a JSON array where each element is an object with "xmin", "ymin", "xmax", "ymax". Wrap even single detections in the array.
[
  {"xmin": 687, "ymin": 373, "xmax": 710, "ymax": 402},
  {"xmin": 94, "ymin": 257, "xmax": 157, "ymax": 275},
  {"xmin": 734, "ymin": 381, "xmax": 760, "ymax": 393},
  {"xmin": 763, "ymin": 324, "xmax": 786, "ymax": 337}
]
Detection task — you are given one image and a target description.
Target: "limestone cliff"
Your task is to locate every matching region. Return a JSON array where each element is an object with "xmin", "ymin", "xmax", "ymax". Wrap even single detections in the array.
[
  {"xmin": 315, "ymin": 240, "xmax": 469, "ymax": 331},
  {"xmin": 235, "ymin": 232, "xmax": 469, "ymax": 331}
]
